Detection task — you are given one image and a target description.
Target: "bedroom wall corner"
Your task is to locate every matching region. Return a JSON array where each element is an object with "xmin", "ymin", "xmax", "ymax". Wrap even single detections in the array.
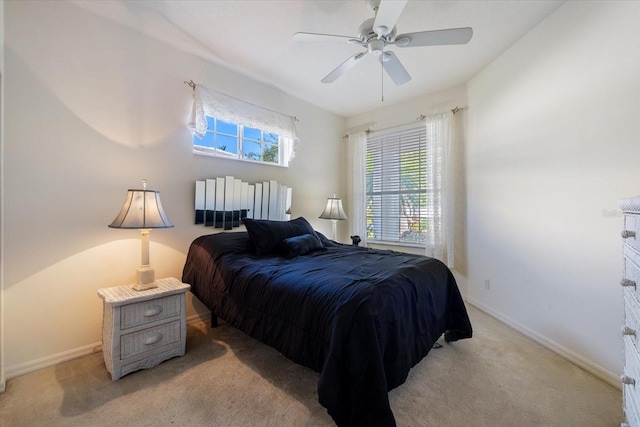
[
  {"xmin": 465, "ymin": 0, "xmax": 640, "ymax": 383},
  {"xmin": 0, "ymin": 0, "xmax": 6, "ymax": 394}
]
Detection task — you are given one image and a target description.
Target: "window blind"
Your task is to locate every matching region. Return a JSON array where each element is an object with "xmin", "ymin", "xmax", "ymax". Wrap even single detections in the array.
[{"xmin": 366, "ymin": 125, "xmax": 435, "ymax": 245}]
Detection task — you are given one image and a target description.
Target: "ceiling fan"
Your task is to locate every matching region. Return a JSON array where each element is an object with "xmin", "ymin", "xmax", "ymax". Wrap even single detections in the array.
[{"xmin": 293, "ymin": 0, "xmax": 472, "ymax": 86}]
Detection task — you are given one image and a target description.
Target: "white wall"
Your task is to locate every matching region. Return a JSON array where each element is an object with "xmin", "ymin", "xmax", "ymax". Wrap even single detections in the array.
[
  {"xmin": 2, "ymin": 1, "xmax": 345, "ymax": 378},
  {"xmin": 465, "ymin": 0, "xmax": 640, "ymax": 384}
]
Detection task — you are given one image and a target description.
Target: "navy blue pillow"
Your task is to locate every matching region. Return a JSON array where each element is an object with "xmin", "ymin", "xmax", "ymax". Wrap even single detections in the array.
[
  {"xmin": 242, "ymin": 217, "xmax": 323, "ymax": 256},
  {"xmin": 281, "ymin": 233, "xmax": 326, "ymax": 258}
]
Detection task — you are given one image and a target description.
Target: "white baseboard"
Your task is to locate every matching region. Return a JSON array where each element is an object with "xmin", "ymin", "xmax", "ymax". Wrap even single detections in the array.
[
  {"xmin": 466, "ymin": 297, "xmax": 621, "ymax": 390},
  {"xmin": 5, "ymin": 314, "xmax": 212, "ymax": 381},
  {"xmin": 5, "ymin": 342, "xmax": 103, "ymax": 380}
]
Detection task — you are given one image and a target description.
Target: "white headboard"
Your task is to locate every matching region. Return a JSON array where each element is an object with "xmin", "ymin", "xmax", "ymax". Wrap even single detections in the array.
[{"xmin": 194, "ymin": 176, "xmax": 292, "ymax": 230}]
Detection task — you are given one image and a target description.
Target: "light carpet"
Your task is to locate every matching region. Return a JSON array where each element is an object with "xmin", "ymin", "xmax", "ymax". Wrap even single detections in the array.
[{"xmin": 0, "ymin": 305, "xmax": 621, "ymax": 426}]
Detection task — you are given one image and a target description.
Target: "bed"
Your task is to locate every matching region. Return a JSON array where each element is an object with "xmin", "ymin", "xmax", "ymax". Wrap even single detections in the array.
[{"xmin": 181, "ymin": 217, "xmax": 472, "ymax": 426}]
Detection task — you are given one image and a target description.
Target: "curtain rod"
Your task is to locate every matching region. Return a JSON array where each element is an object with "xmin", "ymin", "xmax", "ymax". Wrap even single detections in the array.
[
  {"xmin": 365, "ymin": 114, "xmax": 426, "ymax": 136},
  {"xmin": 343, "ymin": 106, "xmax": 464, "ymax": 139},
  {"xmin": 185, "ymin": 79, "xmax": 298, "ymax": 122}
]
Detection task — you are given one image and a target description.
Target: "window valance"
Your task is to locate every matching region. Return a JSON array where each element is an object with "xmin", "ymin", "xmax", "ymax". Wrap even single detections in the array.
[{"xmin": 188, "ymin": 84, "xmax": 298, "ymax": 141}]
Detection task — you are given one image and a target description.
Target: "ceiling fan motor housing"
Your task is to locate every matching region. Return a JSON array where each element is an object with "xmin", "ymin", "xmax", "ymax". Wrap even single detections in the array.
[{"xmin": 358, "ymin": 18, "xmax": 396, "ymax": 44}]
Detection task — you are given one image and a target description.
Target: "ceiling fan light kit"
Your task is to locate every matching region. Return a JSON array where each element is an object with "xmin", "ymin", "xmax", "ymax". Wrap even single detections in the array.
[
  {"xmin": 293, "ymin": 0, "xmax": 472, "ymax": 87},
  {"xmin": 368, "ymin": 38, "xmax": 384, "ymax": 56}
]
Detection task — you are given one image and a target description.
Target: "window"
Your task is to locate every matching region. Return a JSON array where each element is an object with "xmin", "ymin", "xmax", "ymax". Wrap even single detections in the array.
[
  {"xmin": 355, "ymin": 111, "xmax": 454, "ymax": 265},
  {"xmin": 194, "ymin": 116, "xmax": 283, "ymax": 166},
  {"xmin": 366, "ymin": 126, "xmax": 434, "ymax": 246}
]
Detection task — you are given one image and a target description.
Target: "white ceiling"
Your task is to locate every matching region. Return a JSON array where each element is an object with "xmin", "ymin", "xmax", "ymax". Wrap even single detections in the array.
[{"xmin": 70, "ymin": 0, "xmax": 565, "ymax": 117}]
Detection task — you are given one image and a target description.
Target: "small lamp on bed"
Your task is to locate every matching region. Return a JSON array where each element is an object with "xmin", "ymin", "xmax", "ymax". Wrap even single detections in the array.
[
  {"xmin": 319, "ymin": 194, "xmax": 348, "ymax": 241},
  {"xmin": 109, "ymin": 180, "xmax": 173, "ymax": 291}
]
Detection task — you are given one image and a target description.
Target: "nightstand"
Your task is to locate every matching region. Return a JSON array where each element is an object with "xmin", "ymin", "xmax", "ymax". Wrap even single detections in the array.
[{"xmin": 97, "ymin": 277, "xmax": 190, "ymax": 380}]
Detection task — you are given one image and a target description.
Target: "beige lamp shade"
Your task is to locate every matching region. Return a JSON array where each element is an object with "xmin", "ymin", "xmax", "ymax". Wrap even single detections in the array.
[
  {"xmin": 319, "ymin": 196, "xmax": 348, "ymax": 221},
  {"xmin": 109, "ymin": 181, "xmax": 173, "ymax": 291},
  {"xmin": 109, "ymin": 188, "xmax": 173, "ymax": 229},
  {"xmin": 319, "ymin": 195, "xmax": 347, "ymax": 241}
]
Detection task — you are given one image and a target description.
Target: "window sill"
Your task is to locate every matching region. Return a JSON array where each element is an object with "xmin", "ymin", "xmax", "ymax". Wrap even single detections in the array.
[
  {"xmin": 367, "ymin": 240, "xmax": 426, "ymax": 249},
  {"xmin": 193, "ymin": 149, "xmax": 288, "ymax": 168},
  {"xmin": 367, "ymin": 241, "xmax": 426, "ymax": 256}
]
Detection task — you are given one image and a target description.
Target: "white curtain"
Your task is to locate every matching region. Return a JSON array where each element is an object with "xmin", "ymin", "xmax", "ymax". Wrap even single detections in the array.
[
  {"xmin": 188, "ymin": 84, "xmax": 299, "ymax": 162},
  {"xmin": 424, "ymin": 111, "xmax": 455, "ymax": 267},
  {"xmin": 348, "ymin": 132, "xmax": 368, "ymax": 246}
]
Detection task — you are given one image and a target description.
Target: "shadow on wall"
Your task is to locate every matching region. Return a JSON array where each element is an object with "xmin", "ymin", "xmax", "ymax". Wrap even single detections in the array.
[
  {"xmin": 4, "ymin": 48, "xmax": 191, "ymax": 287},
  {"xmin": 7, "ymin": 18, "xmax": 190, "ymax": 149}
]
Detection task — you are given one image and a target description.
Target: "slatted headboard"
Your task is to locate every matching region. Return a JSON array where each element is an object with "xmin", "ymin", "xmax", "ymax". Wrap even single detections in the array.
[{"xmin": 194, "ymin": 176, "xmax": 292, "ymax": 230}]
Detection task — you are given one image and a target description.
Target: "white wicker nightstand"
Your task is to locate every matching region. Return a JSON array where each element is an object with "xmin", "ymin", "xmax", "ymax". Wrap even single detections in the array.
[{"xmin": 97, "ymin": 277, "xmax": 190, "ymax": 380}]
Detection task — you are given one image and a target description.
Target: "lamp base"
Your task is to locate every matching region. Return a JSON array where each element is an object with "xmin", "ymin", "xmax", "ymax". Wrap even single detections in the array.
[
  {"xmin": 132, "ymin": 265, "xmax": 157, "ymax": 291},
  {"xmin": 331, "ymin": 219, "xmax": 338, "ymax": 242},
  {"xmin": 132, "ymin": 282, "xmax": 157, "ymax": 291}
]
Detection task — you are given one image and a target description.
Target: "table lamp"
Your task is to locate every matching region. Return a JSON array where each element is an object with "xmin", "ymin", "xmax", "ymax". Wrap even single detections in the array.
[
  {"xmin": 109, "ymin": 180, "xmax": 173, "ymax": 291},
  {"xmin": 319, "ymin": 193, "xmax": 348, "ymax": 241}
]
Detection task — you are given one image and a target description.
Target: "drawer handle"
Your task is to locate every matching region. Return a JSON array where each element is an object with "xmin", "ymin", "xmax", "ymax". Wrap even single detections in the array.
[
  {"xmin": 621, "ymin": 375, "xmax": 636, "ymax": 386},
  {"xmin": 622, "ymin": 230, "xmax": 636, "ymax": 239},
  {"xmin": 622, "ymin": 326, "xmax": 637, "ymax": 336},
  {"xmin": 621, "ymin": 279, "xmax": 636, "ymax": 288},
  {"xmin": 144, "ymin": 305, "xmax": 162, "ymax": 317},
  {"xmin": 144, "ymin": 333, "xmax": 163, "ymax": 345}
]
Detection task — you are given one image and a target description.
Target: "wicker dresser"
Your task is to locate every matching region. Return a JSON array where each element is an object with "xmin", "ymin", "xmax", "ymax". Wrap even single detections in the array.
[
  {"xmin": 98, "ymin": 277, "xmax": 190, "ymax": 380},
  {"xmin": 620, "ymin": 196, "xmax": 640, "ymax": 427}
]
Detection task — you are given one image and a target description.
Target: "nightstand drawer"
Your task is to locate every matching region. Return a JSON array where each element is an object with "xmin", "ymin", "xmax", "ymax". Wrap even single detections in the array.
[
  {"xmin": 120, "ymin": 320, "xmax": 181, "ymax": 359},
  {"xmin": 120, "ymin": 294, "xmax": 181, "ymax": 329}
]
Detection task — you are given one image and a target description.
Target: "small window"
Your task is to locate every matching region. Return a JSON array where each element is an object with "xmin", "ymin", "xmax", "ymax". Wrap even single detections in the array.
[{"xmin": 194, "ymin": 116, "xmax": 284, "ymax": 166}]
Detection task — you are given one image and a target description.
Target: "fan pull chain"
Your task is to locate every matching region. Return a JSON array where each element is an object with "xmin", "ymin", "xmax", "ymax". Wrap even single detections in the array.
[{"xmin": 381, "ymin": 60, "xmax": 384, "ymax": 102}]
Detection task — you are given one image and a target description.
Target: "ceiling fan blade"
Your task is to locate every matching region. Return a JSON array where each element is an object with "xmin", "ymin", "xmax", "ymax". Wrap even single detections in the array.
[
  {"xmin": 379, "ymin": 51, "xmax": 411, "ymax": 86},
  {"xmin": 394, "ymin": 27, "xmax": 473, "ymax": 47},
  {"xmin": 293, "ymin": 32, "xmax": 357, "ymax": 43},
  {"xmin": 321, "ymin": 53, "xmax": 366, "ymax": 83},
  {"xmin": 373, "ymin": 0, "xmax": 408, "ymax": 38}
]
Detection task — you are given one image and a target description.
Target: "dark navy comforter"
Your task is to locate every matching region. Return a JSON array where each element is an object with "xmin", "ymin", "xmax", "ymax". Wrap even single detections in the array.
[{"xmin": 182, "ymin": 232, "xmax": 472, "ymax": 426}]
